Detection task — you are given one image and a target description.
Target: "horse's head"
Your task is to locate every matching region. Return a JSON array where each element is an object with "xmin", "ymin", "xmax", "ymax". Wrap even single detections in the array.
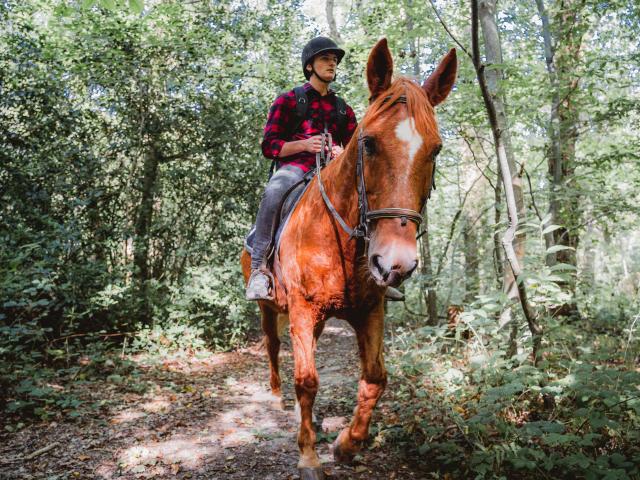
[{"xmin": 360, "ymin": 39, "xmax": 457, "ymax": 288}]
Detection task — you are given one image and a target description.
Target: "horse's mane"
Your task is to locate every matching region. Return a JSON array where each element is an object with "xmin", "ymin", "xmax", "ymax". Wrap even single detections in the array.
[{"xmin": 360, "ymin": 77, "xmax": 439, "ymax": 138}]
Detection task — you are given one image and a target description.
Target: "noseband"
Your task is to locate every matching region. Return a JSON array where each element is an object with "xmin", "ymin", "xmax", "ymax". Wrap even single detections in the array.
[{"xmin": 315, "ymin": 95, "xmax": 435, "ymax": 242}]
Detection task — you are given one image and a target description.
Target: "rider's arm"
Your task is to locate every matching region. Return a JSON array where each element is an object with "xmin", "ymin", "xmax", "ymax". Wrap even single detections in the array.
[
  {"xmin": 261, "ymin": 93, "xmax": 293, "ymax": 160},
  {"xmin": 262, "ymin": 93, "xmax": 324, "ymax": 159},
  {"xmin": 279, "ymin": 137, "xmax": 322, "ymax": 157}
]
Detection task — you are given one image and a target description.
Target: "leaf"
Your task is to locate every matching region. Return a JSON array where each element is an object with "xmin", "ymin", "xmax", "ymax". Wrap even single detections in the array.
[
  {"xmin": 99, "ymin": 0, "xmax": 116, "ymax": 10},
  {"xmin": 541, "ymin": 224, "xmax": 562, "ymax": 234},
  {"xmin": 544, "ymin": 275, "xmax": 568, "ymax": 283},
  {"xmin": 549, "ymin": 263, "xmax": 578, "ymax": 271},
  {"xmin": 129, "ymin": 0, "xmax": 143, "ymax": 14},
  {"xmin": 82, "ymin": 0, "xmax": 96, "ymax": 8},
  {"xmin": 546, "ymin": 245, "xmax": 575, "ymax": 254}
]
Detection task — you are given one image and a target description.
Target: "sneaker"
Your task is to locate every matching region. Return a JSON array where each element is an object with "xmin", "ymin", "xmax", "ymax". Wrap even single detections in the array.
[
  {"xmin": 385, "ymin": 286, "xmax": 405, "ymax": 301},
  {"xmin": 246, "ymin": 269, "xmax": 273, "ymax": 301}
]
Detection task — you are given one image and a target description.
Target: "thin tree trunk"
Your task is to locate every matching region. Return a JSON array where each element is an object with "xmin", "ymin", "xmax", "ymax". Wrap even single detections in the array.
[
  {"xmin": 420, "ymin": 207, "xmax": 438, "ymax": 325},
  {"xmin": 493, "ymin": 163, "xmax": 503, "ymax": 287},
  {"xmin": 549, "ymin": 0, "xmax": 586, "ymax": 317},
  {"xmin": 133, "ymin": 145, "xmax": 161, "ymax": 323},
  {"xmin": 472, "ymin": 0, "xmax": 542, "ymax": 364},
  {"xmin": 535, "ymin": 0, "xmax": 560, "ymax": 265},
  {"xmin": 477, "ymin": 0, "xmax": 527, "ymax": 344},
  {"xmin": 463, "ymin": 213, "xmax": 480, "ymax": 303},
  {"xmin": 326, "ymin": 0, "xmax": 342, "ymax": 43},
  {"xmin": 405, "ymin": 0, "xmax": 420, "ymax": 76}
]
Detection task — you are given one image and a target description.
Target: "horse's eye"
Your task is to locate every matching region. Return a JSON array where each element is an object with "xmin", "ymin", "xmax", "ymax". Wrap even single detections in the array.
[{"xmin": 363, "ymin": 137, "xmax": 376, "ymax": 156}]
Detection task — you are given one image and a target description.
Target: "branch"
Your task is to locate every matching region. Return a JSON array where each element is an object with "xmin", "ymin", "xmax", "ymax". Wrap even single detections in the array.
[
  {"xmin": 471, "ymin": 0, "xmax": 542, "ymax": 364},
  {"xmin": 428, "ymin": 0, "xmax": 472, "ymax": 59},
  {"xmin": 24, "ymin": 442, "xmax": 60, "ymax": 460},
  {"xmin": 434, "ymin": 170, "xmax": 484, "ymax": 277}
]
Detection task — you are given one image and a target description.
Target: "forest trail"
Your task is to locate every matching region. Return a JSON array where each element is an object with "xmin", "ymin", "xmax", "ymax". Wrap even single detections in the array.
[{"xmin": 0, "ymin": 319, "xmax": 424, "ymax": 479}]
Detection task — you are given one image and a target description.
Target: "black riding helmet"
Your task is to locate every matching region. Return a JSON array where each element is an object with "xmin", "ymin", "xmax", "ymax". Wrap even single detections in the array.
[{"xmin": 301, "ymin": 37, "xmax": 345, "ymax": 80}]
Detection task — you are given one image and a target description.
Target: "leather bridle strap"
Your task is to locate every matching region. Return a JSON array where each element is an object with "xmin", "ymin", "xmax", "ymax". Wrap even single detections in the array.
[
  {"xmin": 314, "ymin": 94, "xmax": 426, "ymax": 242},
  {"xmin": 315, "ymin": 132, "xmax": 358, "ymax": 238}
]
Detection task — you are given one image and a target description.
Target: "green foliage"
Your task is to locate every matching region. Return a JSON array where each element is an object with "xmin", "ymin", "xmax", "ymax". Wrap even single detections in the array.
[
  {"xmin": 0, "ymin": 0, "xmax": 299, "ymax": 420},
  {"xmin": 384, "ymin": 318, "xmax": 640, "ymax": 479}
]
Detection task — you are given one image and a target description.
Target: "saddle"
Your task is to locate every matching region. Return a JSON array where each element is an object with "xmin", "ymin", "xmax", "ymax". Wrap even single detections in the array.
[{"xmin": 244, "ymin": 170, "xmax": 315, "ymax": 266}]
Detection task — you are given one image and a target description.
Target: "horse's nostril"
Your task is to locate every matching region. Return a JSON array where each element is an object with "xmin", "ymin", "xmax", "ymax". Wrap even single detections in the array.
[{"xmin": 372, "ymin": 255, "xmax": 387, "ymax": 278}]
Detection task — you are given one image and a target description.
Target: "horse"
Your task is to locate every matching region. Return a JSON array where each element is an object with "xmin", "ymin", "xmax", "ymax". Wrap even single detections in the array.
[{"xmin": 241, "ymin": 38, "xmax": 457, "ymax": 480}]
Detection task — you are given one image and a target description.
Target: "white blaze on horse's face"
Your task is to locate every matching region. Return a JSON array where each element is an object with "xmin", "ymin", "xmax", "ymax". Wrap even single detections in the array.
[{"xmin": 394, "ymin": 117, "xmax": 423, "ymax": 164}]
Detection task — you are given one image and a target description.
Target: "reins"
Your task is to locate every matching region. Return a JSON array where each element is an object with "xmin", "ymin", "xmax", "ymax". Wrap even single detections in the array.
[{"xmin": 314, "ymin": 94, "xmax": 434, "ymax": 244}]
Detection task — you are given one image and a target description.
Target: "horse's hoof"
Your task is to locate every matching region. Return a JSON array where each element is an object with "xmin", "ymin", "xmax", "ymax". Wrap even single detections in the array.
[
  {"xmin": 332, "ymin": 441, "xmax": 354, "ymax": 464},
  {"xmin": 267, "ymin": 392, "xmax": 285, "ymax": 410},
  {"xmin": 298, "ymin": 467, "xmax": 325, "ymax": 480},
  {"xmin": 332, "ymin": 439, "xmax": 355, "ymax": 464}
]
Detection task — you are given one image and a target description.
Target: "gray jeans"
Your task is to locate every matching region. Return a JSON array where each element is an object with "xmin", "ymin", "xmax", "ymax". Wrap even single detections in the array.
[{"xmin": 251, "ymin": 164, "xmax": 306, "ymax": 270}]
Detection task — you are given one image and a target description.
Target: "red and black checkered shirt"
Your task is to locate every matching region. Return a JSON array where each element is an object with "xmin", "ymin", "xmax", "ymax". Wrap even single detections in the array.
[{"xmin": 261, "ymin": 82, "xmax": 358, "ymax": 173}]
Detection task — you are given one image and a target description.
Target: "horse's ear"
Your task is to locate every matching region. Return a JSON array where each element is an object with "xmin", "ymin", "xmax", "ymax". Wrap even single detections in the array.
[
  {"xmin": 423, "ymin": 48, "xmax": 457, "ymax": 106},
  {"xmin": 367, "ymin": 38, "xmax": 394, "ymax": 100}
]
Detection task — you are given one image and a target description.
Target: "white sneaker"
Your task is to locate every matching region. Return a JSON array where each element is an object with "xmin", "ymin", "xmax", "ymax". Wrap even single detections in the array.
[{"xmin": 246, "ymin": 269, "xmax": 273, "ymax": 301}]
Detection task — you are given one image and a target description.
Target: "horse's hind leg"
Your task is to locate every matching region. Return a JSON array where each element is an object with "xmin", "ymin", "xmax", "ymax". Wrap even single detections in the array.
[
  {"xmin": 260, "ymin": 303, "xmax": 284, "ymax": 409},
  {"xmin": 333, "ymin": 302, "xmax": 387, "ymax": 463}
]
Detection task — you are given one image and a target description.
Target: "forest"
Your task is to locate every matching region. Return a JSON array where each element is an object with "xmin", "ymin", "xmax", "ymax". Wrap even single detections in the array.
[{"xmin": 1, "ymin": 0, "xmax": 639, "ymax": 478}]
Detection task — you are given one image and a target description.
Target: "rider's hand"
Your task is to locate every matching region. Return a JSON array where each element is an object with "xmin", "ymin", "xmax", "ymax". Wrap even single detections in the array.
[
  {"xmin": 303, "ymin": 135, "xmax": 324, "ymax": 154},
  {"xmin": 331, "ymin": 145, "xmax": 344, "ymax": 159}
]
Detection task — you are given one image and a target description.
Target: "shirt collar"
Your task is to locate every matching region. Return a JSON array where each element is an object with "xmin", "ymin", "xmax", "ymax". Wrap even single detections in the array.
[{"xmin": 303, "ymin": 82, "xmax": 335, "ymax": 97}]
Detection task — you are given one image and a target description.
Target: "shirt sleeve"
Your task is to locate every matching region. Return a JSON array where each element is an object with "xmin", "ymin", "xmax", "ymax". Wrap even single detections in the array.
[
  {"xmin": 343, "ymin": 104, "xmax": 358, "ymax": 146},
  {"xmin": 261, "ymin": 93, "xmax": 293, "ymax": 159}
]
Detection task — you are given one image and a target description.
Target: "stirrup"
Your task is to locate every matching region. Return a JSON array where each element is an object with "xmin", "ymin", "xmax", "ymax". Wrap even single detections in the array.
[
  {"xmin": 246, "ymin": 269, "xmax": 274, "ymax": 301},
  {"xmin": 385, "ymin": 286, "xmax": 405, "ymax": 302}
]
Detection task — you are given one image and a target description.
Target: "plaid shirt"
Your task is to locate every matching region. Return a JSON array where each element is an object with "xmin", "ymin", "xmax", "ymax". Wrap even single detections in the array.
[{"xmin": 261, "ymin": 82, "xmax": 358, "ymax": 172}]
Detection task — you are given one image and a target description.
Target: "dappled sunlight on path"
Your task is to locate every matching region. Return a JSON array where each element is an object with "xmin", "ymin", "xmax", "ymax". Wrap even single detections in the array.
[{"xmin": 1, "ymin": 319, "xmax": 425, "ymax": 479}]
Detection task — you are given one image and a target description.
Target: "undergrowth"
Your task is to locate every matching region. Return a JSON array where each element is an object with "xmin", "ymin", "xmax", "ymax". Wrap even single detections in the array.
[{"xmin": 382, "ymin": 307, "xmax": 640, "ymax": 480}]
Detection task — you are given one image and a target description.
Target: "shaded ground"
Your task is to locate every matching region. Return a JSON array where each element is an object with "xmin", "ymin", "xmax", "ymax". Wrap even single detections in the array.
[{"xmin": 0, "ymin": 319, "xmax": 424, "ymax": 479}]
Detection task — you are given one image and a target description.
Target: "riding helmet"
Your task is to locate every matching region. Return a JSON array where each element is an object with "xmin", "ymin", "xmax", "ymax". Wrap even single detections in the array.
[{"xmin": 301, "ymin": 37, "xmax": 345, "ymax": 80}]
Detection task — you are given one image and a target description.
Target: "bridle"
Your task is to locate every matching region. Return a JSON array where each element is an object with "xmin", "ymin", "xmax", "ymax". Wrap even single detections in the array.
[{"xmin": 315, "ymin": 94, "xmax": 435, "ymax": 243}]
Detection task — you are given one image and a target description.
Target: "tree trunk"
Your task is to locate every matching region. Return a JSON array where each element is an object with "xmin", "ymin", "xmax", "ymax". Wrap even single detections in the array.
[
  {"xmin": 536, "ymin": 0, "xmax": 587, "ymax": 317},
  {"xmin": 472, "ymin": 0, "xmax": 543, "ymax": 363},
  {"xmin": 133, "ymin": 145, "xmax": 161, "ymax": 323},
  {"xmin": 477, "ymin": 0, "xmax": 526, "ymax": 331},
  {"xmin": 534, "ymin": 0, "xmax": 561, "ymax": 266},
  {"xmin": 405, "ymin": 0, "xmax": 420, "ymax": 77},
  {"xmin": 326, "ymin": 0, "xmax": 342, "ymax": 43},
  {"xmin": 420, "ymin": 207, "xmax": 438, "ymax": 326},
  {"xmin": 493, "ymin": 162, "xmax": 504, "ymax": 287},
  {"xmin": 463, "ymin": 213, "xmax": 480, "ymax": 303}
]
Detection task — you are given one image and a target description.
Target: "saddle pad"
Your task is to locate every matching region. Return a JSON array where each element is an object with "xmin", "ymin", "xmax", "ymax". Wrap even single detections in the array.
[{"xmin": 244, "ymin": 175, "xmax": 314, "ymax": 261}]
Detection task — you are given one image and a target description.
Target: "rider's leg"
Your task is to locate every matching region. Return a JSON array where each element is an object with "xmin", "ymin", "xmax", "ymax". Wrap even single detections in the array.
[{"xmin": 247, "ymin": 164, "xmax": 305, "ymax": 300}]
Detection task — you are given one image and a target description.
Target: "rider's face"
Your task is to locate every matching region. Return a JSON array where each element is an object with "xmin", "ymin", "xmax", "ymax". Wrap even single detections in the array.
[{"xmin": 310, "ymin": 53, "xmax": 338, "ymax": 81}]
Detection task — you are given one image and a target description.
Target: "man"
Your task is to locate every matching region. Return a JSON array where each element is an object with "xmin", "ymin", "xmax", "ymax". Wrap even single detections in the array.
[{"xmin": 246, "ymin": 36, "xmax": 357, "ymax": 301}]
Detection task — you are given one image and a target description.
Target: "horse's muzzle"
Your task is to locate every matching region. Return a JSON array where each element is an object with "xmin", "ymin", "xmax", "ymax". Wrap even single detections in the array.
[{"xmin": 370, "ymin": 253, "xmax": 418, "ymax": 287}]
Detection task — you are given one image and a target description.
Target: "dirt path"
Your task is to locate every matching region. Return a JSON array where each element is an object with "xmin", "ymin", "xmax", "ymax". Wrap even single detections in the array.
[{"xmin": 0, "ymin": 319, "xmax": 424, "ymax": 479}]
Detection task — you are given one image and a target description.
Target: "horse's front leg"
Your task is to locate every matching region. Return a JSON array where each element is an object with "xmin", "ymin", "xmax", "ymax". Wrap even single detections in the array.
[
  {"xmin": 333, "ymin": 301, "xmax": 387, "ymax": 462},
  {"xmin": 289, "ymin": 298, "xmax": 325, "ymax": 480}
]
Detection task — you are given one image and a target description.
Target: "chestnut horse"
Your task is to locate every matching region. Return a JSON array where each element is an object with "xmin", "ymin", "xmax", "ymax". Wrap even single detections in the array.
[{"xmin": 241, "ymin": 39, "xmax": 456, "ymax": 479}]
